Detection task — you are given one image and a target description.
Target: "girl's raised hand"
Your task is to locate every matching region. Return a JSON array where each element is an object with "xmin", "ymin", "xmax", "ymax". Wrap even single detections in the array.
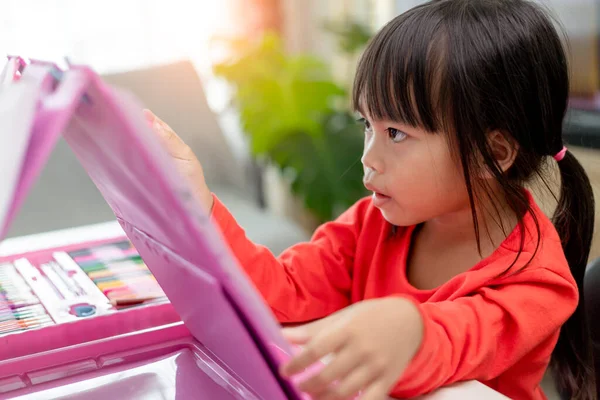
[{"xmin": 144, "ymin": 109, "xmax": 214, "ymax": 213}]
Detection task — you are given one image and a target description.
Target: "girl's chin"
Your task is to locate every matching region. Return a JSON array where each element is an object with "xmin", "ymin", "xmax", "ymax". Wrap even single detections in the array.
[{"xmin": 378, "ymin": 207, "xmax": 424, "ymax": 228}]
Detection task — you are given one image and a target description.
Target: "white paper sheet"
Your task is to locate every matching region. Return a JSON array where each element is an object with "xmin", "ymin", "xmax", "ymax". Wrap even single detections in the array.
[{"xmin": 0, "ymin": 76, "xmax": 39, "ymax": 237}]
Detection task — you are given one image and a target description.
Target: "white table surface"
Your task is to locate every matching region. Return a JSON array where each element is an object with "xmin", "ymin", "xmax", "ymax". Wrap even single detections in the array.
[
  {"xmin": 0, "ymin": 221, "xmax": 508, "ymax": 400},
  {"xmin": 0, "ymin": 221, "xmax": 126, "ymax": 256}
]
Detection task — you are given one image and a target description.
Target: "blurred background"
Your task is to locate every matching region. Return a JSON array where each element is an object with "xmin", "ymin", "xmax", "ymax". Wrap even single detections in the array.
[{"xmin": 2, "ymin": 0, "xmax": 599, "ymax": 260}]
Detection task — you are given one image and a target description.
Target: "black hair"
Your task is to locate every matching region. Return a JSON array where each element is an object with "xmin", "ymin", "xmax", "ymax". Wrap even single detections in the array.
[{"xmin": 352, "ymin": 0, "xmax": 596, "ymax": 398}]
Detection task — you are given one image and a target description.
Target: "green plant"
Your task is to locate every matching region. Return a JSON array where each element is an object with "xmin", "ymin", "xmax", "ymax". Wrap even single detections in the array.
[
  {"xmin": 213, "ymin": 32, "xmax": 367, "ymax": 223},
  {"xmin": 269, "ymin": 111, "xmax": 366, "ymax": 222},
  {"xmin": 322, "ymin": 20, "xmax": 372, "ymax": 54}
]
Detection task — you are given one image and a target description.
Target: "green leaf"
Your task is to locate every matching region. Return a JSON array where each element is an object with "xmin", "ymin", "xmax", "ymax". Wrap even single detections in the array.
[
  {"xmin": 322, "ymin": 21, "xmax": 372, "ymax": 54},
  {"xmin": 213, "ymin": 33, "xmax": 346, "ymax": 155},
  {"xmin": 269, "ymin": 111, "xmax": 368, "ymax": 222}
]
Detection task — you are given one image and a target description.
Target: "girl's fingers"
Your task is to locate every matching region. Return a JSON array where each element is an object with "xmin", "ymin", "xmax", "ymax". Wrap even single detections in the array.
[
  {"xmin": 319, "ymin": 366, "xmax": 377, "ymax": 400},
  {"xmin": 353, "ymin": 381, "xmax": 389, "ymax": 400},
  {"xmin": 296, "ymin": 346, "xmax": 362, "ymax": 395},
  {"xmin": 281, "ymin": 323, "xmax": 348, "ymax": 377},
  {"xmin": 282, "ymin": 326, "xmax": 312, "ymax": 345},
  {"xmin": 144, "ymin": 109, "xmax": 176, "ymax": 138},
  {"xmin": 143, "ymin": 109, "xmax": 192, "ymax": 160},
  {"xmin": 282, "ymin": 310, "xmax": 348, "ymax": 344},
  {"xmin": 143, "ymin": 108, "xmax": 155, "ymax": 124}
]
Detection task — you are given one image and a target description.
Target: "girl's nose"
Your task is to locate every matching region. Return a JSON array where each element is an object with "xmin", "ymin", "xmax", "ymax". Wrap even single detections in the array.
[{"xmin": 361, "ymin": 137, "xmax": 384, "ymax": 174}]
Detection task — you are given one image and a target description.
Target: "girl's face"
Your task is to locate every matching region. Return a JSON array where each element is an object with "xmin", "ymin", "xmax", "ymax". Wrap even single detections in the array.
[{"xmin": 360, "ymin": 113, "xmax": 470, "ymax": 226}]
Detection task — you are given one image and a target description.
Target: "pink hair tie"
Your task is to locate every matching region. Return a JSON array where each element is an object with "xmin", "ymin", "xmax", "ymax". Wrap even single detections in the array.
[{"xmin": 554, "ymin": 146, "xmax": 567, "ymax": 162}]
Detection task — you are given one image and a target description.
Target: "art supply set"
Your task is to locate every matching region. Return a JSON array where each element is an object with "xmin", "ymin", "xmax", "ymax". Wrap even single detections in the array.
[
  {"xmin": 0, "ymin": 56, "xmax": 326, "ymax": 400},
  {"xmin": 0, "ymin": 263, "xmax": 53, "ymax": 335},
  {"xmin": 0, "ymin": 237, "xmax": 166, "ymax": 337},
  {"xmin": 62, "ymin": 239, "xmax": 165, "ymax": 307}
]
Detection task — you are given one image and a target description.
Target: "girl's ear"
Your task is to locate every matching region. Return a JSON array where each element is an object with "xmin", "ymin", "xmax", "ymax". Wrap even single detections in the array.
[{"xmin": 481, "ymin": 130, "xmax": 519, "ymax": 178}]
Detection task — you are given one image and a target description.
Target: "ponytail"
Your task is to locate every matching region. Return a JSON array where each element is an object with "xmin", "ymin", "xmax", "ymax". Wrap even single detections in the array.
[{"xmin": 551, "ymin": 150, "xmax": 596, "ymax": 399}]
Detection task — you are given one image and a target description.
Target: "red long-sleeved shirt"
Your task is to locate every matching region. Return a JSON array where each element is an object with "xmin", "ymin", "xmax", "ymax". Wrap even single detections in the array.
[{"xmin": 211, "ymin": 194, "xmax": 577, "ymax": 399}]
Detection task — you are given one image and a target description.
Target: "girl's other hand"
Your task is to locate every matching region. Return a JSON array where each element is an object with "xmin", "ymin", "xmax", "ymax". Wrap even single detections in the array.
[
  {"xmin": 143, "ymin": 109, "xmax": 214, "ymax": 213},
  {"xmin": 281, "ymin": 297, "xmax": 423, "ymax": 400}
]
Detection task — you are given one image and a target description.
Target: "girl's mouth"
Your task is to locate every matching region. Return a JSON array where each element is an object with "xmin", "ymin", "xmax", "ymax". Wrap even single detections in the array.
[{"xmin": 372, "ymin": 192, "xmax": 391, "ymax": 207}]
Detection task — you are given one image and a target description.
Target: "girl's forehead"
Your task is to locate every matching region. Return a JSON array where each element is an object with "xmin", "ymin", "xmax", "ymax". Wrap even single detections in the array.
[{"xmin": 356, "ymin": 99, "xmax": 413, "ymax": 124}]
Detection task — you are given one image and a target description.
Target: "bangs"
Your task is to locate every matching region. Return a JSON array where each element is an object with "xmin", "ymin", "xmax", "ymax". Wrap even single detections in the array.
[{"xmin": 352, "ymin": 5, "xmax": 449, "ymax": 133}]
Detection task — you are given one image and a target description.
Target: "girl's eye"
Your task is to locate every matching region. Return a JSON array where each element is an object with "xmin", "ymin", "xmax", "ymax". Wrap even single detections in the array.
[{"xmin": 388, "ymin": 127, "xmax": 407, "ymax": 143}]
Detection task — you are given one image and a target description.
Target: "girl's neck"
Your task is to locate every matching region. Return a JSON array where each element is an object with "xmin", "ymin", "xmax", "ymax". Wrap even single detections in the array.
[
  {"xmin": 407, "ymin": 186, "xmax": 519, "ymax": 291},
  {"xmin": 421, "ymin": 187, "xmax": 519, "ymax": 258}
]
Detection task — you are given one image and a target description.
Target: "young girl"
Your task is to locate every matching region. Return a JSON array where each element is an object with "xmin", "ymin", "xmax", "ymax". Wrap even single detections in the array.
[{"xmin": 144, "ymin": 0, "xmax": 596, "ymax": 399}]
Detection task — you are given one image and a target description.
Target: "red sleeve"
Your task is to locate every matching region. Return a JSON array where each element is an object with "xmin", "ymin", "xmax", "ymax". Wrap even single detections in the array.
[
  {"xmin": 391, "ymin": 266, "xmax": 578, "ymax": 398},
  {"xmin": 211, "ymin": 194, "xmax": 370, "ymax": 323}
]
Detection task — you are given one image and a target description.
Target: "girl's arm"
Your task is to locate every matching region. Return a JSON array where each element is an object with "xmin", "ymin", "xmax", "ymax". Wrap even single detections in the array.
[
  {"xmin": 145, "ymin": 109, "xmax": 365, "ymax": 323},
  {"xmin": 211, "ymin": 194, "xmax": 370, "ymax": 323},
  {"xmin": 391, "ymin": 266, "xmax": 577, "ymax": 398}
]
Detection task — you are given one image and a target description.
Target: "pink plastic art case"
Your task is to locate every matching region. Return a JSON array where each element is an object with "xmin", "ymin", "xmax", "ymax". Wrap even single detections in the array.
[{"xmin": 0, "ymin": 57, "xmax": 308, "ymax": 400}]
